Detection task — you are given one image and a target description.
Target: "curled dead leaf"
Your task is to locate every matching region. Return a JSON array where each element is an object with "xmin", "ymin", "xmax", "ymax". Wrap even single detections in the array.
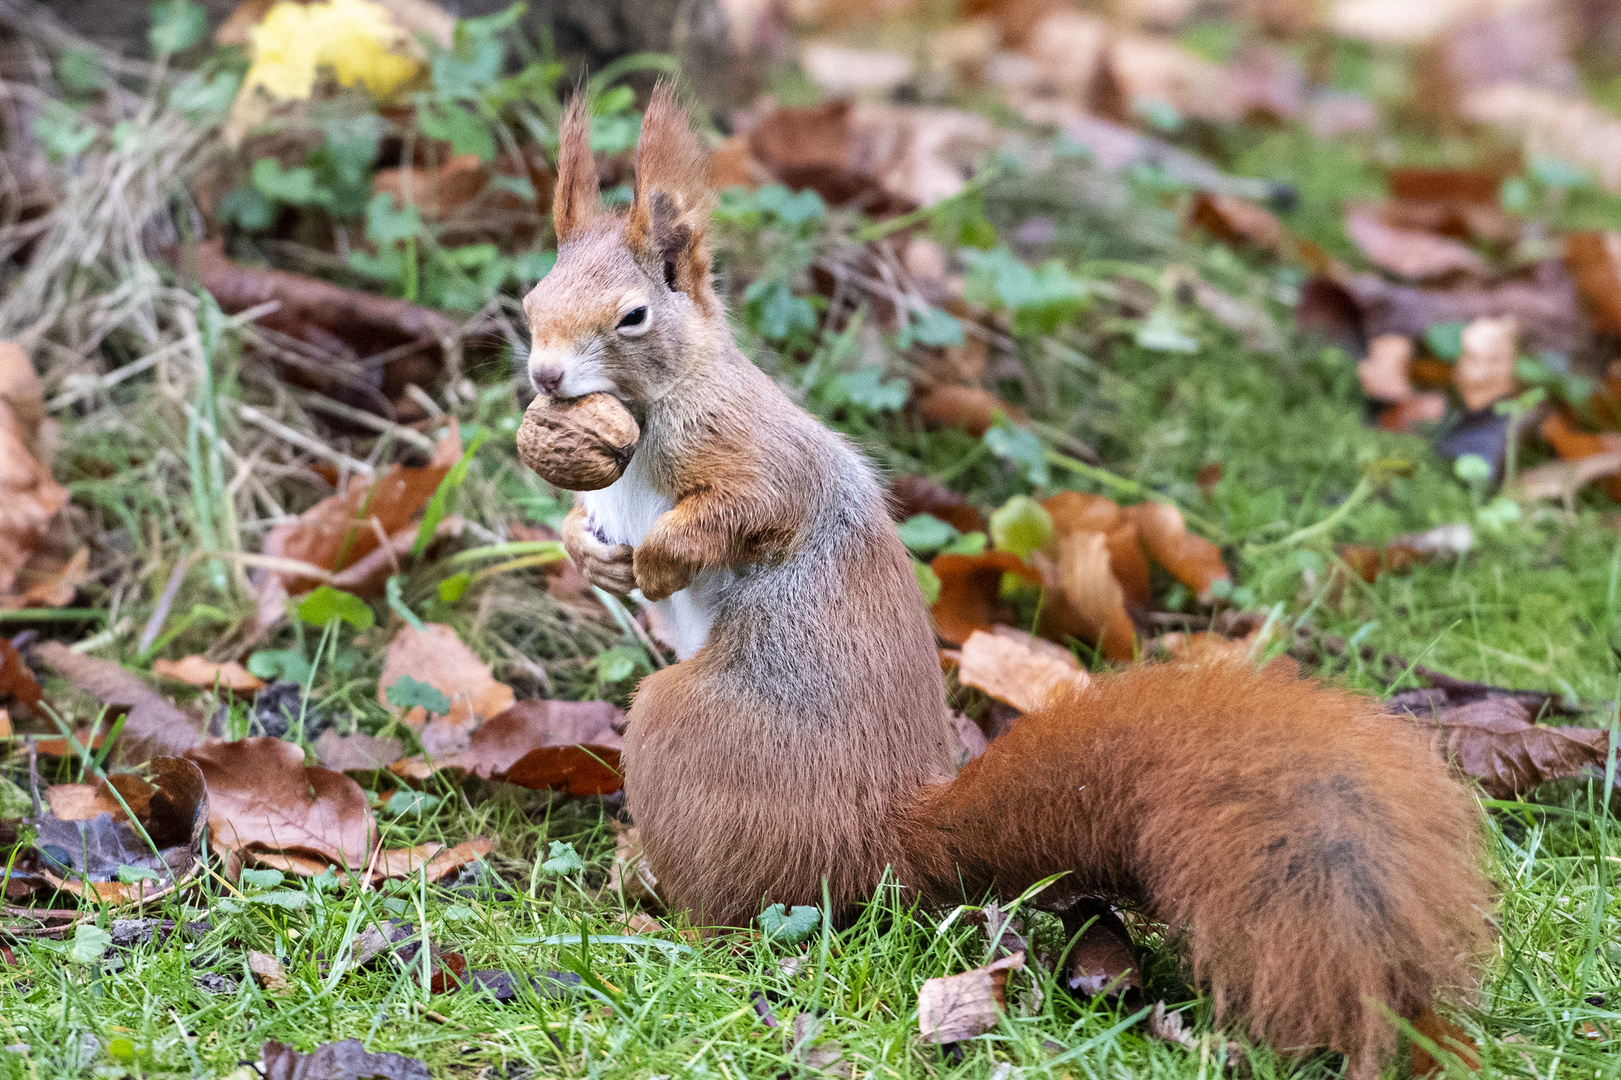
[
  {"xmin": 1050, "ymin": 531, "xmax": 1137, "ymax": 661},
  {"xmin": 33, "ymin": 642, "xmax": 203, "ymax": 763},
  {"xmin": 915, "ymin": 385, "xmax": 1026, "ymax": 437},
  {"xmin": 1565, "ymin": 232, "xmax": 1621, "ymax": 333},
  {"xmin": 917, "ymin": 952, "xmax": 1024, "ymax": 1044},
  {"xmin": 1414, "ymin": 695, "xmax": 1611, "ymax": 799},
  {"xmin": 1358, "ymin": 334, "xmax": 1415, "ymax": 403},
  {"xmin": 1190, "ymin": 192, "xmax": 1286, "ymax": 255},
  {"xmin": 262, "ymin": 428, "xmax": 461, "ymax": 596},
  {"xmin": 1124, "ymin": 502, "xmax": 1229, "ymax": 601},
  {"xmin": 186, "ymin": 737, "xmax": 377, "ymax": 871},
  {"xmin": 1453, "ymin": 315, "xmax": 1518, "ymax": 412},
  {"xmin": 378, "ymin": 622, "xmax": 515, "ymax": 755},
  {"xmin": 930, "ymin": 551, "xmax": 1044, "ymax": 645},
  {"xmin": 1345, "ymin": 207, "xmax": 1490, "ymax": 281},
  {"xmin": 152, "ymin": 657, "xmax": 266, "ymax": 693},
  {"xmin": 953, "ymin": 628, "xmax": 1090, "ymax": 714}
]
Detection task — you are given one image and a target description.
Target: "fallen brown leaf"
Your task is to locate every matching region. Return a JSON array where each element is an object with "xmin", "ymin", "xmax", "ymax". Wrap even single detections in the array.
[
  {"xmin": 889, "ymin": 474, "xmax": 988, "ymax": 534},
  {"xmin": 372, "ymin": 154, "xmax": 489, "ymax": 220},
  {"xmin": 152, "ymin": 657, "xmax": 266, "ymax": 693},
  {"xmin": 1345, "ymin": 206, "xmax": 1490, "ymax": 281},
  {"xmin": 914, "ymin": 385, "xmax": 1027, "ymax": 437},
  {"xmin": 930, "ymin": 551, "xmax": 1044, "ymax": 645},
  {"xmin": 27, "ymin": 757, "xmax": 207, "ymax": 904},
  {"xmin": 1043, "ymin": 491, "xmax": 1152, "ymax": 608},
  {"xmin": 1462, "ymin": 84, "xmax": 1621, "ymax": 195},
  {"xmin": 262, "ymin": 428, "xmax": 461, "ymax": 596},
  {"xmin": 186, "ymin": 737, "xmax": 377, "ymax": 871},
  {"xmin": 1565, "ymin": 231, "xmax": 1621, "ymax": 333},
  {"xmin": 505, "ymin": 745, "xmax": 623, "ymax": 796},
  {"xmin": 33, "ymin": 642, "xmax": 203, "ymax": 763},
  {"xmin": 369, "ymin": 838, "xmax": 492, "ymax": 884},
  {"xmin": 740, "ymin": 100, "xmax": 1000, "ymax": 211},
  {"xmin": 1190, "ymin": 192, "xmax": 1286, "ymax": 255},
  {"xmin": 0, "ymin": 342, "xmax": 71, "ymax": 608},
  {"xmin": 1415, "ymin": 695, "xmax": 1611, "ymax": 799},
  {"xmin": 952, "ymin": 628, "xmax": 1090, "ymax": 713},
  {"xmin": 1050, "ymin": 530, "xmax": 1137, "ymax": 661},
  {"xmin": 378, "ymin": 622, "xmax": 515, "ymax": 755},
  {"xmin": 917, "ymin": 952, "xmax": 1025, "ymax": 1044},
  {"xmin": 1358, "ymin": 334, "xmax": 1415, "ymax": 402},
  {"xmin": 261, "ymin": 1040, "xmax": 428, "ymax": 1080},
  {"xmin": 1125, "ymin": 502, "xmax": 1229, "ymax": 601},
  {"xmin": 452, "ymin": 699, "xmax": 623, "ymax": 777},
  {"xmin": 248, "ymin": 952, "xmax": 291, "ymax": 994},
  {"xmin": 0, "ymin": 638, "xmax": 42, "ymax": 714},
  {"xmin": 1453, "ymin": 314, "xmax": 1518, "ymax": 411},
  {"xmin": 313, "ymin": 730, "xmax": 404, "ymax": 773}
]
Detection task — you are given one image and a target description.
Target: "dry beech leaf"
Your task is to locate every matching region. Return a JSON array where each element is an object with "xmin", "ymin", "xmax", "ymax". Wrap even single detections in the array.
[
  {"xmin": 186, "ymin": 737, "xmax": 377, "ymax": 870},
  {"xmin": 260, "ymin": 1040, "xmax": 429, "ymax": 1080},
  {"xmin": 1052, "ymin": 531, "xmax": 1137, "ymax": 661},
  {"xmin": 739, "ymin": 100, "xmax": 999, "ymax": 211},
  {"xmin": 1044, "ymin": 491, "xmax": 1151, "ymax": 608},
  {"xmin": 262, "ymin": 428, "xmax": 461, "ymax": 596},
  {"xmin": 1189, "ymin": 192, "xmax": 1286, "ymax": 254},
  {"xmin": 314, "ymin": 730, "xmax": 404, "ymax": 772},
  {"xmin": 0, "ymin": 341, "xmax": 71, "ymax": 607},
  {"xmin": 249, "ymin": 952, "xmax": 291, "ymax": 994},
  {"xmin": 389, "ymin": 698, "xmax": 623, "ymax": 795},
  {"xmin": 1453, "ymin": 315, "xmax": 1518, "ymax": 411},
  {"xmin": 152, "ymin": 657, "xmax": 266, "ymax": 693},
  {"xmin": 954, "ymin": 628, "xmax": 1090, "ymax": 714},
  {"xmin": 372, "ymin": 154, "xmax": 489, "ymax": 221},
  {"xmin": 607, "ymin": 823, "xmax": 660, "ymax": 904},
  {"xmin": 0, "ymin": 638, "xmax": 43, "ymax": 713},
  {"xmin": 930, "ymin": 551, "xmax": 1044, "ymax": 645},
  {"xmin": 1564, "ymin": 232, "xmax": 1621, "ymax": 333},
  {"xmin": 505, "ymin": 745, "xmax": 623, "ymax": 797},
  {"xmin": 1413, "ymin": 695, "xmax": 1611, "ymax": 800},
  {"xmin": 914, "ymin": 385, "xmax": 1027, "ymax": 437},
  {"xmin": 917, "ymin": 952, "xmax": 1024, "ymax": 1044},
  {"xmin": 28, "ymin": 757, "xmax": 207, "ymax": 904},
  {"xmin": 1154, "ymin": 629, "xmax": 1259, "ymax": 665},
  {"xmin": 1339, "ymin": 523, "xmax": 1473, "ymax": 583},
  {"xmin": 1345, "ymin": 207, "xmax": 1490, "ymax": 281},
  {"xmin": 378, "ymin": 622, "xmax": 515, "ymax": 755},
  {"xmin": 369, "ymin": 838, "xmax": 490, "ymax": 883},
  {"xmin": 1380, "ymin": 391, "xmax": 1449, "ymax": 433},
  {"xmin": 1124, "ymin": 502, "xmax": 1229, "ymax": 601},
  {"xmin": 889, "ymin": 474, "xmax": 988, "ymax": 534},
  {"xmin": 34, "ymin": 642, "xmax": 203, "ymax": 763},
  {"xmin": 1357, "ymin": 334, "xmax": 1415, "ymax": 402},
  {"xmin": 45, "ymin": 783, "xmax": 124, "ymax": 821}
]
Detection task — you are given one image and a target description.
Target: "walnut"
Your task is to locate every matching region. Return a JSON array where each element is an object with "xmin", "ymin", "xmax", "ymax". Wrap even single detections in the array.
[{"xmin": 515, "ymin": 392, "xmax": 639, "ymax": 491}]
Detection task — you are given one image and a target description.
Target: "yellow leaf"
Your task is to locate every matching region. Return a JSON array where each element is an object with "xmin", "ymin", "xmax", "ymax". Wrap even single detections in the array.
[{"xmin": 231, "ymin": 0, "xmax": 424, "ymax": 139}]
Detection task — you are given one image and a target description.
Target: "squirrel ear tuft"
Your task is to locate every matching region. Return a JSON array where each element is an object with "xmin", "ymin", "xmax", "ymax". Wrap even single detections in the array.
[
  {"xmin": 628, "ymin": 83, "xmax": 716, "ymax": 314},
  {"xmin": 553, "ymin": 94, "xmax": 599, "ymax": 244}
]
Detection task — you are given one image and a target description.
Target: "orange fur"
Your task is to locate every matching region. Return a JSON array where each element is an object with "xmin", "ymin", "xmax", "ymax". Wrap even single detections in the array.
[
  {"xmin": 525, "ymin": 88, "xmax": 1492, "ymax": 1078},
  {"xmin": 552, "ymin": 94, "xmax": 599, "ymax": 244}
]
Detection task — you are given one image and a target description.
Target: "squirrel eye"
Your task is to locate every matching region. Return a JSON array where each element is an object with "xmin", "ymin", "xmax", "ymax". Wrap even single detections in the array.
[{"xmin": 616, "ymin": 306, "xmax": 650, "ymax": 335}]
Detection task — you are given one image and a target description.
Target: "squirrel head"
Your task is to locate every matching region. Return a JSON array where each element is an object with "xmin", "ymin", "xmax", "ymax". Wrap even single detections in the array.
[{"xmin": 522, "ymin": 84, "xmax": 717, "ymax": 408}]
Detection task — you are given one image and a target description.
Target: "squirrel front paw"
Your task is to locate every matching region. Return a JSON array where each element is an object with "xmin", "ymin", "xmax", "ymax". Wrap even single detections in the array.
[
  {"xmin": 561, "ymin": 504, "xmax": 637, "ymax": 596},
  {"xmin": 633, "ymin": 528, "xmax": 701, "ymax": 602}
]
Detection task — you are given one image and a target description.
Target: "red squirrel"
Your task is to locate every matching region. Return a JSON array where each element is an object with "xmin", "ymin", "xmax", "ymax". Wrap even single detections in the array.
[{"xmin": 522, "ymin": 87, "xmax": 1491, "ymax": 1075}]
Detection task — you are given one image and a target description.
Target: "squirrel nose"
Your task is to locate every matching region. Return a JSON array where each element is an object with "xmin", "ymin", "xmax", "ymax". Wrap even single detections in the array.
[{"xmin": 531, "ymin": 364, "xmax": 564, "ymax": 393}]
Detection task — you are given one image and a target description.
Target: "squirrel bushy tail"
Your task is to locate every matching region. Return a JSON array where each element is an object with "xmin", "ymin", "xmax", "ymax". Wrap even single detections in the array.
[{"xmin": 900, "ymin": 660, "xmax": 1491, "ymax": 1072}]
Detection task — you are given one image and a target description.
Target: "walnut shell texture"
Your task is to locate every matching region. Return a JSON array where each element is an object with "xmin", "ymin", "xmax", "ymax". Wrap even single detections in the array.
[{"xmin": 516, "ymin": 392, "xmax": 639, "ymax": 491}]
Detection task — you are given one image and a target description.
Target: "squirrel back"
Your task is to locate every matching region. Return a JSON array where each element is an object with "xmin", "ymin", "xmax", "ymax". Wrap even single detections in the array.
[{"xmin": 524, "ymin": 86, "xmax": 1491, "ymax": 1077}]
